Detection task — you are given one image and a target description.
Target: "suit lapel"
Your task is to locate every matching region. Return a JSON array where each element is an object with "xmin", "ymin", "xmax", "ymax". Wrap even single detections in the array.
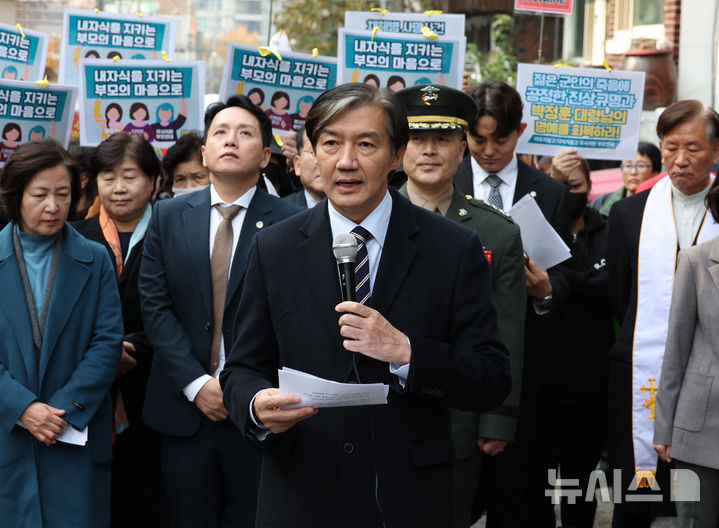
[
  {"xmin": 226, "ymin": 189, "xmax": 272, "ymax": 309},
  {"xmin": 0, "ymin": 230, "xmax": 36, "ymax": 389},
  {"xmin": 454, "ymin": 155, "xmax": 474, "ymax": 196},
  {"xmin": 183, "ymin": 188, "xmax": 213, "ymax": 318},
  {"xmin": 513, "ymin": 160, "xmax": 543, "ymax": 205},
  {"xmin": 39, "ymin": 227, "xmax": 91, "ymax": 383},
  {"xmin": 708, "ymin": 238, "xmax": 719, "ymax": 292},
  {"xmin": 446, "ymin": 187, "xmax": 473, "ymax": 224},
  {"xmin": 296, "ymin": 202, "xmax": 349, "ymax": 371},
  {"xmin": 371, "ymin": 190, "xmax": 419, "ymax": 318}
]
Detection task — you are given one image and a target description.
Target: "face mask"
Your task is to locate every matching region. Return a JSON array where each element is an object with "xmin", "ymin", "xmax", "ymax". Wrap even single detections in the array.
[
  {"xmin": 172, "ymin": 184, "xmax": 209, "ymax": 197},
  {"xmin": 568, "ymin": 192, "xmax": 588, "ymax": 219}
]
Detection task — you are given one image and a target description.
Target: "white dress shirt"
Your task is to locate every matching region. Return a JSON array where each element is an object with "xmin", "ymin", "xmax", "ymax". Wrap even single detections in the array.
[
  {"xmin": 183, "ymin": 184, "xmax": 257, "ymax": 402},
  {"xmin": 304, "ymin": 189, "xmax": 320, "ymax": 208},
  {"xmin": 470, "ymin": 155, "xmax": 519, "ymax": 211},
  {"xmin": 672, "ymin": 182, "xmax": 711, "ymax": 250}
]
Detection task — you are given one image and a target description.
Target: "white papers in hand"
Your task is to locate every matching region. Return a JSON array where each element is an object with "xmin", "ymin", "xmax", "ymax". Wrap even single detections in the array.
[
  {"xmin": 57, "ymin": 424, "xmax": 88, "ymax": 446},
  {"xmin": 278, "ymin": 367, "xmax": 389, "ymax": 409},
  {"xmin": 508, "ymin": 194, "xmax": 571, "ymax": 270}
]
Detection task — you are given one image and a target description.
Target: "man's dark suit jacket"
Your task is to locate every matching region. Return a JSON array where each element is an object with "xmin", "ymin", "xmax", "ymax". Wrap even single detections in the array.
[
  {"xmin": 283, "ymin": 189, "xmax": 307, "ymax": 207},
  {"xmin": 139, "ymin": 186, "xmax": 301, "ymax": 437},
  {"xmin": 220, "ymin": 189, "xmax": 511, "ymax": 528},
  {"xmin": 454, "ymin": 155, "xmax": 570, "ymax": 393}
]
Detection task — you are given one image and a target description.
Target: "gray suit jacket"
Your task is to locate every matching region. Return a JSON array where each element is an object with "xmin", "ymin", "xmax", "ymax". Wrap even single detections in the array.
[{"xmin": 654, "ymin": 236, "xmax": 719, "ymax": 470}]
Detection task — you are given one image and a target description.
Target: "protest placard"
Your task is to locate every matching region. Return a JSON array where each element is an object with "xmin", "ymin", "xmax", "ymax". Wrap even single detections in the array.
[
  {"xmin": 516, "ymin": 63, "xmax": 645, "ymax": 160},
  {"xmin": 59, "ymin": 9, "xmax": 176, "ymax": 86},
  {"xmin": 78, "ymin": 59, "xmax": 204, "ymax": 147},
  {"xmin": 219, "ymin": 43, "xmax": 337, "ymax": 137},
  {"xmin": 344, "ymin": 11, "xmax": 465, "ymax": 36},
  {"xmin": 337, "ymin": 28, "xmax": 465, "ymax": 91},
  {"xmin": 0, "ymin": 79, "xmax": 77, "ymax": 166},
  {"xmin": 514, "ymin": 0, "xmax": 574, "ymax": 15},
  {"xmin": 0, "ymin": 23, "xmax": 49, "ymax": 83}
]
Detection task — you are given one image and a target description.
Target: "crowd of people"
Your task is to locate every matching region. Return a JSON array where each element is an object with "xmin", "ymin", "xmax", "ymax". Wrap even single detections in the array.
[{"xmin": 1, "ymin": 75, "xmax": 718, "ymax": 528}]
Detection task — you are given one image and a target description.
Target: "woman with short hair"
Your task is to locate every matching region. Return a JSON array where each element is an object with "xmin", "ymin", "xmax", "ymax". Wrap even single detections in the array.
[
  {"xmin": 0, "ymin": 139, "xmax": 123, "ymax": 527},
  {"xmin": 73, "ymin": 132, "xmax": 167, "ymax": 527}
]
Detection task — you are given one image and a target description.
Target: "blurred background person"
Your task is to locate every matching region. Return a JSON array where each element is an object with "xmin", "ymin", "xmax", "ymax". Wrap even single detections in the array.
[
  {"xmin": 67, "ymin": 141, "xmax": 97, "ymax": 221},
  {"xmin": 73, "ymin": 132, "xmax": 167, "ymax": 527},
  {"xmin": 592, "ymin": 142, "xmax": 662, "ymax": 214},
  {"xmin": 542, "ymin": 148, "xmax": 614, "ymax": 527},
  {"xmin": 161, "ymin": 133, "xmax": 211, "ymax": 197},
  {"xmin": 284, "ymin": 127, "xmax": 324, "ymax": 208},
  {"xmin": 0, "ymin": 139, "xmax": 123, "ymax": 527},
  {"xmin": 653, "ymin": 174, "xmax": 719, "ymax": 528}
]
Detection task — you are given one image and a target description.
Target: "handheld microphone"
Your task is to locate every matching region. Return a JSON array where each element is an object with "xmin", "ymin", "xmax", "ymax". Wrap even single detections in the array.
[{"xmin": 332, "ymin": 233, "xmax": 358, "ymax": 302}]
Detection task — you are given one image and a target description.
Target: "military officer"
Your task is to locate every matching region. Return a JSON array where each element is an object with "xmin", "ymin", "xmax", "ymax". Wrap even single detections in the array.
[{"xmin": 396, "ymin": 84, "xmax": 526, "ymax": 528}]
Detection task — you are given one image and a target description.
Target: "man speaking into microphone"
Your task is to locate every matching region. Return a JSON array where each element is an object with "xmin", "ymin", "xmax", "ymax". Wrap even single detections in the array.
[{"xmin": 220, "ymin": 83, "xmax": 510, "ymax": 528}]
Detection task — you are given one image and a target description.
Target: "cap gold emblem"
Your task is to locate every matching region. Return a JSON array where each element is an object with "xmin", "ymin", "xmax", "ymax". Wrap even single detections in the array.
[{"xmin": 420, "ymin": 85, "xmax": 440, "ymax": 106}]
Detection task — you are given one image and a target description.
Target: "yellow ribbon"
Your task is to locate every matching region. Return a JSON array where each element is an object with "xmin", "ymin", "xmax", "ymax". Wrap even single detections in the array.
[
  {"xmin": 421, "ymin": 26, "xmax": 438, "ymax": 39},
  {"xmin": 312, "ymin": 48, "xmax": 319, "ymax": 57},
  {"xmin": 160, "ymin": 50, "xmax": 170, "ymax": 62},
  {"xmin": 94, "ymin": 8, "xmax": 100, "ymax": 13},
  {"xmin": 136, "ymin": 11, "xmax": 143, "ymax": 17},
  {"xmin": 113, "ymin": 55, "xmax": 119, "ymax": 63},
  {"xmin": 603, "ymin": 59, "xmax": 612, "ymax": 72},
  {"xmin": 553, "ymin": 62, "xmax": 573, "ymax": 68},
  {"xmin": 371, "ymin": 26, "xmax": 381, "ymax": 41},
  {"xmin": 371, "ymin": 8, "xmax": 389, "ymax": 15},
  {"xmin": 424, "ymin": 10, "xmax": 443, "ymax": 15},
  {"xmin": 34, "ymin": 75, "xmax": 49, "ymax": 87},
  {"xmin": 16, "ymin": 23, "xmax": 25, "ymax": 38},
  {"xmin": 273, "ymin": 133, "xmax": 284, "ymax": 147},
  {"xmin": 258, "ymin": 46, "xmax": 282, "ymax": 61}
]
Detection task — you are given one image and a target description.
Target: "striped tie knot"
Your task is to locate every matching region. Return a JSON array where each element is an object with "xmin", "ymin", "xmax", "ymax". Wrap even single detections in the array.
[{"xmin": 351, "ymin": 226, "xmax": 372, "ymax": 305}]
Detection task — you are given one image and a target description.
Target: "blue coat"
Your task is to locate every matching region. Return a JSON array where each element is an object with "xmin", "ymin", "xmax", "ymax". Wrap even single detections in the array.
[{"xmin": 0, "ymin": 222, "xmax": 123, "ymax": 528}]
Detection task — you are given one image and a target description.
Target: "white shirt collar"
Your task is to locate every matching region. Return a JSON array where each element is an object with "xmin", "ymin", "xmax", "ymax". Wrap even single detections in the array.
[
  {"xmin": 303, "ymin": 189, "xmax": 319, "ymax": 208},
  {"xmin": 210, "ymin": 183, "xmax": 256, "ymax": 208},
  {"xmin": 470, "ymin": 155, "xmax": 518, "ymax": 186},
  {"xmin": 327, "ymin": 190, "xmax": 392, "ymax": 248}
]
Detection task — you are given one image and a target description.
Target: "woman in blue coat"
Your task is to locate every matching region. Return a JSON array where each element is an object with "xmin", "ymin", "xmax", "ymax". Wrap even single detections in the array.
[{"xmin": 0, "ymin": 139, "xmax": 123, "ymax": 527}]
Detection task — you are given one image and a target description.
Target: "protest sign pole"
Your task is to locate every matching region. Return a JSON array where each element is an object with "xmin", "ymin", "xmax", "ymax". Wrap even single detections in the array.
[
  {"xmin": 538, "ymin": 13, "xmax": 544, "ymax": 62},
  {"xmin": 267, "ymin": 0, "xmax": 274, "ymax": 45}
]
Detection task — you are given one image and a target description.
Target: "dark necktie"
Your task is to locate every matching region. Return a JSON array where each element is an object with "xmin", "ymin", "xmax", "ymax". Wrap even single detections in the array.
[
  {"xmin": 351, "ymin": 226, "xmax": 372, "ymax": 305},
  {"xmin": 486, "ymin": 174, "xmax": 503, "ymax": 210},
  {"xmin": 209, "ymin": 204, "xmax": 242, "ymax": 374}
]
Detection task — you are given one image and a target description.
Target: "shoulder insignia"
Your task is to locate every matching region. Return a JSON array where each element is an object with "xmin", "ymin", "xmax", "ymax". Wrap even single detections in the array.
[
  {"xmin": 468, "ymin": 198, "xmax": 515, "ymax": 223},
  {"xmin": 465, "ymin": 194, "xmax": 473, "ymax": 200},
  {"xmin": 458, "ymin": 208, "xmax": 468, "ymax": 217}
]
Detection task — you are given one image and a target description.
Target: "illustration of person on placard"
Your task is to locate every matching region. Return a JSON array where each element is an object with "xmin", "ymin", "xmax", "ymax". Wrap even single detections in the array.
[
  {"xmin": 2, "ymin": 65, "xmax": 29, "ymax": 81},
  {"xmin": 247, "ymin": 87, "xmax": 265, "ymax": 110},
  {"xmin": 290, "ymin": 95, "xmax": 314, "ymax": 132},
  {"xmin": 94, "ymin": 100, "xmax": 125, "ymax": 140},
  {"xmin": 123, "ymin": 102, "xmax": 155, "ymax": 141},
  {"xmin": 386, "ymin": 75, "xmax": 406, "ymax": 93},
  {"xmin": 151, "ymin": 99, "xmax": 187, "ymax": 142},
  {"xmin": 28, "ymin": 123, "xmax": 57, "ymax": 141},
  {"xmin": 265, "ymin": 91, "xmax": 293, "ymax": 131},
  {"xmin": 1, "ymin": 122, "xmax": 21, "ymax": 162}
]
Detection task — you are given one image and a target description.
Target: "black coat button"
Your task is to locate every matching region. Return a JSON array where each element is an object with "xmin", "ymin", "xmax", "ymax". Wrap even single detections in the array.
[
  {"xmin": 343, "ymin": 442, "xmax": 354, "ymax": 454},
  {"xmin": 204, "ymin": 322, "xmax": 211, "ymax": 331}
]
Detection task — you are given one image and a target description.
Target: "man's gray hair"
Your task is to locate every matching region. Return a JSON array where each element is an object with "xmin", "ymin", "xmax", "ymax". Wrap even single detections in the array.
[
  {"xmin": 305, "ymin": 82, "xmax": 409, "ymax": 155},
  {"xmin": 657, "ymin": 99, "xmax": 719, "ymax": 143}
]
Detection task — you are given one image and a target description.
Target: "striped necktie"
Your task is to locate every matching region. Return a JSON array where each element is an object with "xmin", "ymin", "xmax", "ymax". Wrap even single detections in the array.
[
  {"xmin": 351, "ymin": 226, "xmax": 372, "ymax": 305},
  {"xmin": 486, "ymin": 174, "xmax": 503, "ymax": 210}
]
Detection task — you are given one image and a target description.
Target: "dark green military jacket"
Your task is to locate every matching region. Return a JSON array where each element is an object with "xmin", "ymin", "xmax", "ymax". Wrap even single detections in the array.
[{"xmin": 400, "ymin": 184, "xmax": 526, "ymax": 457}]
